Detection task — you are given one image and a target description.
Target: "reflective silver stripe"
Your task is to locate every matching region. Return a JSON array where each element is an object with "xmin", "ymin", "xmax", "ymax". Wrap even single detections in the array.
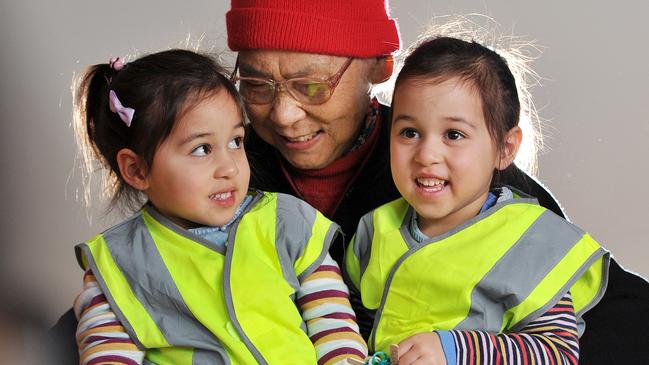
[
  {"xmin": 511, "ymin": 247, "xmax": 609, "ymax": 335},
  {"xmin": 455, "ymin": 210, "xmax": 585, "ymax": 332},
  {"xmin": 298, "ymin": 222, "xmax": 340, "ymax": 282},
  {"xmin": 353, "ymin": 211, "xmax": 375, "ymax": 281},
  {"xmin": 275, "ymin": 193, "xmax": 317, "ymax": 290},
  {"xmin": 193, "ymin": 348, "xmax": 230, "ymax": 365},
  {"xmin": 99, "ymin": 212, "xmax": 228, "ymax": 353},
  {"xmin": 78, "ymin": 243, "xmax": 146, "ymax": 350}
]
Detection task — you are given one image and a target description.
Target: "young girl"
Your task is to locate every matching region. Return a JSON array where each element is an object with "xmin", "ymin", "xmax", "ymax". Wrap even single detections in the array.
[
  {"xmin": 345, "ymin": 37, "xmax": 609, "ymax": 364},
  {"xmin": 72, "ymin": 49, "xmax": 367, "ymax": 365}
]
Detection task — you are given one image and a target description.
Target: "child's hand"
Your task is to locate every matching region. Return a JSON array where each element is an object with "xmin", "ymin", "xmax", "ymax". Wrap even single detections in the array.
[{"xmin": 397, "ymin": 332, "xmax": 447, "ymax": 365}]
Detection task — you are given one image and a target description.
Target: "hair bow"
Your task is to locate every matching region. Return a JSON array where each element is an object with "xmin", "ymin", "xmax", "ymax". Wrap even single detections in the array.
[
  {"xmin": 109, "ymin": 90, "xmax": 135, "ymax": 127},
  {"xmin": 109, "ymin": 56, "xmax": 125, "ymax": 71}
]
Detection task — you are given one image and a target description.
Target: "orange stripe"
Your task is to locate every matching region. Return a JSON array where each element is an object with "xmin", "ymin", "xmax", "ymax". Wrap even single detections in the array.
[
  {"xmin": 302, "ymin": 270, "xmax": 343, "ymax": 282},
  {"xmin": 80, "ymin": 342, "xmax": 140, "ymax": 362},
  {"xmin": 76, "ymin": 325, "xmax": 128, "ymax": 342}
]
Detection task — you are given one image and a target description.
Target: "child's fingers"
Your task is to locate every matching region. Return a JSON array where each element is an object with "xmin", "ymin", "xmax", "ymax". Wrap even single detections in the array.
[
  {"xmin": 397, "ymin": 349, "xmax": 422, "ymax": 365},
  {"xmin": 397, "ymin": 336, "xmax": 416, "ymax": 354},
  {"xmin": 397, "ymin": 337, "xmax": 420, "ymax": 365}
]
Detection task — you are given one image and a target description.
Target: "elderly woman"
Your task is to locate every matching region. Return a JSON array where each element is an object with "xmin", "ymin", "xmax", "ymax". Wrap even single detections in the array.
[
  {"xmin": 225, "ymin": 1, "xmax": 563, "ymax": 261},
  {"xmin": 225, "ymin": 1, "xmax": 649, "ymax": 364}
]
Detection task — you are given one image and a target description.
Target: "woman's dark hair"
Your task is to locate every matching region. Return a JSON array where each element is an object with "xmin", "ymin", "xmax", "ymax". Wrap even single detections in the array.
[
  {"xmin": 394, "ymin": 36, "xmax": 520, "ymax": 152},
  {"xmin": 74, "ymin": 49, "xmax": 244, "ymax": 212}
]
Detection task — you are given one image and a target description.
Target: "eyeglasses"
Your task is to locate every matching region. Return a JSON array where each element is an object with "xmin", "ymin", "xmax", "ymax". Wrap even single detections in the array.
[{"xmin": 231, "ymin": 57, "xmax": 354, "ymax": 105}]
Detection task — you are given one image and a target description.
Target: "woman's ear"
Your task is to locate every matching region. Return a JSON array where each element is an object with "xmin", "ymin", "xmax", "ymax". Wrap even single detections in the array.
[
  {"xmin": 116, "ymin": 148, "xmax": 149, "ymax": 190},
  {"xmin": 371, "ymin": 55, "xmax": 394, "ymax": 84},
  {"xmin": 496, "ymin": 126, "xmax": 523, "ymax": 170}
]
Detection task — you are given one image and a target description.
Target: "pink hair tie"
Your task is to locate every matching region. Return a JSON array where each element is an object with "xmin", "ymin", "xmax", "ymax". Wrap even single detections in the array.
[
  {"xmin": 109, "ymin": 56, "xmax": 125, "ymax": 71},
  {"xmin": 108, "ymin": 90, "xmax": 135, "ymax": 127}
]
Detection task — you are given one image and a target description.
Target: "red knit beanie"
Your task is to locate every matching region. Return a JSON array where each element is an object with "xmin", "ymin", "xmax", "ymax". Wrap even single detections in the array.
[{"xmin": 226, "ymin": 0, "xmax": 401, "ymax": 58}]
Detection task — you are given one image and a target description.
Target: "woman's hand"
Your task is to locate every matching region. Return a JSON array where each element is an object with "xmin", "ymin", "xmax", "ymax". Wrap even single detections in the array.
[{"xmin": 397, "ymin": 332, "xmax": 447, "ymax": 365}]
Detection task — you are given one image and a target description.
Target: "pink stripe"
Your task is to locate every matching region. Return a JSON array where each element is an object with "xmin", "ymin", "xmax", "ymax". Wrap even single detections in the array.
[
  {"xmin": 513, "ymin": 334, "xmax": 529, "ymax": 365},
  {"xmin": 464, "ymin": 332, "xmax": 475, "ymax": 365}
]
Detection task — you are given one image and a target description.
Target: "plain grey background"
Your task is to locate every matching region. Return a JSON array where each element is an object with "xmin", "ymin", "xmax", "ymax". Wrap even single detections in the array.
[{"xmin": 1, "ymin": 1, "xmax": 647, "ymax": 324}]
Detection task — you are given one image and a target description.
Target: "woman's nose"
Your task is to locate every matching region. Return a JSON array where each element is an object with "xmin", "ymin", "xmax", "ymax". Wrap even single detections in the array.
[{"xmin": 268, "ymin": 91, "xmax": 307, "ymax": 128}]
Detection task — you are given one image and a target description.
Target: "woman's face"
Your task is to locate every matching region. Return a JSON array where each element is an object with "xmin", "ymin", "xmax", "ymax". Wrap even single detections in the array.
[{"xmin": 237, "ymin": 50, "xmax": 376, "ymax": 169}]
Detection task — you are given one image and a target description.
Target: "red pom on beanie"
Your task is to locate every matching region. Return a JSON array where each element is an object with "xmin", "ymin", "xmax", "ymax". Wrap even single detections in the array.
[{"xmin": 226, "ymin": 0, "xmax": 401, "ymax": 58}]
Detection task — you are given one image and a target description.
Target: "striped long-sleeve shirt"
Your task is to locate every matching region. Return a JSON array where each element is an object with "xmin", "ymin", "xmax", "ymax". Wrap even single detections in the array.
[
  {"xmin": 436, "ymin": 292, "xmax": 579, "ymax": 365},
  {"xmin": 74, "ymin": 254, "xmax": 366, "ymax": 365}
]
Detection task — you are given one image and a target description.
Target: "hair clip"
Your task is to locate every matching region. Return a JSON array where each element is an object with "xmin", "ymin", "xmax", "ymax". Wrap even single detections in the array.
[
  {"xmin": 108, "ymin": 90, "xmax": 134, "ymax": 127},
  {"xmin": 109, "ymin": 56, "xmax": 125, "ymax": 71}
]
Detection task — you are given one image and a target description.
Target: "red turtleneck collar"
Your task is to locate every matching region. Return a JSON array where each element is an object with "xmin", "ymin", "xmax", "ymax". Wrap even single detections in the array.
[{"xmin": 279, "ymin": 100, "xmax": 382, "ymax": 218}]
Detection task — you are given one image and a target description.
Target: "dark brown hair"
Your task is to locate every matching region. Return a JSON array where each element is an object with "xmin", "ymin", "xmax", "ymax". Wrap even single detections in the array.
[
  {"xmin": 393, "ymin": 36, "xmax": 520, "ymax": 151},
  {"xmin": 74, "ymin": 49, "xmax": 244, "ymax": 212}
]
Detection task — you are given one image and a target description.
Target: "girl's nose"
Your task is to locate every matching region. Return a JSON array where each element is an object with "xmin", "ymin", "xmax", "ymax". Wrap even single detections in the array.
[
  {"xmin": 268, "ymin": 91, "xmax": 307, "ymax": 128},
  {"xmin": 213, "ymin": 152, "xmax": 239, "ymax": 178},
  {"xmin": 414, "ymin": 139, "xmax": 443, "ymax": 166}
]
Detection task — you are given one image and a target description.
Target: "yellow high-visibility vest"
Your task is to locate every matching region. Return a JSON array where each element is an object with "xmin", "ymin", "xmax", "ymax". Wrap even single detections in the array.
[
  {"xmin": 345, "ymin": 195, "xmax": 609, "ymax": 352},
  {"xmin": 77, "ymin": 192, "xmax": 339, "ymax": 365}
]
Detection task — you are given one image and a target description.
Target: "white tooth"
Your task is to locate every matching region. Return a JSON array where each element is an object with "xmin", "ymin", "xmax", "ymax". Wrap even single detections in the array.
[
  {"xmin": 417, "ymin": 178, "xmax": 446, "ymax": 187},
  {"xmin": 212, "ymin": 192, "xmax": 232, "ymax": 200},
  {"xmin": 288, "ymin": 133, "xmax": 316, "ymax": 142}
]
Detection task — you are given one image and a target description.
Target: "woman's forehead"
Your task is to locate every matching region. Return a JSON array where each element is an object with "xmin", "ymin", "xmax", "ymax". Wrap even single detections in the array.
[{"xmin": 238, "ymin": 50, "xmax": 346, "ymax": 77}]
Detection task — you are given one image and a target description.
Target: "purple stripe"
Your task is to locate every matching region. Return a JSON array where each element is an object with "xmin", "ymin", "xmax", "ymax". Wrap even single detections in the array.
[
  {"xmin": 310, "ymin": 326, "xmax": 356, "ymax": 342},
  {"xmin": 322, "ymin": 312, "xmax": 356, "ymax": 320},
  {"xmin": 89, "ymin": 294, "xmax": 108, "ymax": 307},
  {"xmin": 318, "ymin": 347, "xmax": 365, "ymax": 365},
  {"xmin": 314, "ymin": 265, "xmax": 342, "ymax": 275},
  {"xmin": 297, "ymin": 289, "xmax": 348, "ymax": 306}
]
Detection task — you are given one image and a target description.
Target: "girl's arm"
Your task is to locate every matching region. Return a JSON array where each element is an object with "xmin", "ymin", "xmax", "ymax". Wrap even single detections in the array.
[
  {"xmin": 399, "ymin": 292, "xmax": 579, "ymax": 365},
  {"xmin": 74, "ymin": 271, "xmax": 145, "ymax": 365},
  {"xmin": 442, "ymin": 291, "xmax": 579, "ymax": 364},
  {"xmin": 297, "ymin": 254, "xmax": 368, "ymax": 365}
]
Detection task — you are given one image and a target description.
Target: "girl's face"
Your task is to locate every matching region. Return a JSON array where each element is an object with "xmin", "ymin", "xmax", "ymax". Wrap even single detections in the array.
[
  {"xmin": 390, "ymin": 77, "xmax": 502, "ymax": 238},
  {"xmin": 143, "ymin": 90, "xmax": 250, "ymax": 228}
]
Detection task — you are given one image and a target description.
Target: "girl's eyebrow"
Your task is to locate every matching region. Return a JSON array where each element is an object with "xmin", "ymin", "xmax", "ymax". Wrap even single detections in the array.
[
  {"xmin": 392, "ymin": 114, "xmax": 416, "ymax": 123},
  {"xmin": 445, "ymin": 116, "xmax": 476, "ymax": 129},
  {"xmin": 181, "ymin": 122, "xmax": 245, "ymax": 145},
  {"xmin": 180, "ymin": 132, "xmax": 212, "ymax": 145}
]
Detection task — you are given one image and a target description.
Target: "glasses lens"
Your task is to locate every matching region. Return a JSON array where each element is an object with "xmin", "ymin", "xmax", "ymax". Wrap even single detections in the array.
[
  {"xmin": 288, "ymin": 79, "xmax": 332, "ymax": 105},
  {"xmin": 237, "ymin": 78, "xmax": 275, "ymax": 104}
]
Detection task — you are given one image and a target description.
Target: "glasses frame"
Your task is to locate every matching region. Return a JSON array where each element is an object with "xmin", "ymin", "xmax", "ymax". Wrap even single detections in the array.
[{"xmin": 230, "ymin": 57, "xmax": 354, "ymax": 105}]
